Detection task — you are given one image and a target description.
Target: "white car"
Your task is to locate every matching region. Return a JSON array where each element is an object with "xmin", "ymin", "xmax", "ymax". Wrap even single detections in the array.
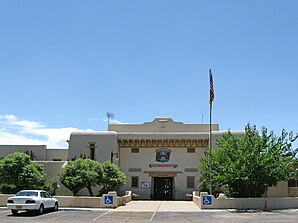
[{"xmin": 7, "ymin": 190, "xmax": 59, "ymax": 215}]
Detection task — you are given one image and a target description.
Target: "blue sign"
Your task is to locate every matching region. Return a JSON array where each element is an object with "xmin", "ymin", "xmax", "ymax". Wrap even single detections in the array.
[
  {"xmin": 202, "ymin": 196, "xmax": 212, "ymax": 205},
  {"xmin": 104, "ymin": 196, "xmax": 113, "ymax": 204}
]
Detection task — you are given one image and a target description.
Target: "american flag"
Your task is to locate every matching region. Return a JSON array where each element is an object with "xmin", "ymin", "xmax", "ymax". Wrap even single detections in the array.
[{"xmin": 209, "ymin": 69, "xmax": 214, "ymax": 106}]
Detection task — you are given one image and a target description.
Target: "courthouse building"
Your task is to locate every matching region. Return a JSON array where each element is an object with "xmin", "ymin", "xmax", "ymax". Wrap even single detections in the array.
[
  {"xmin": 68, "ymin": 118, "xmax": 243, "ymax": 200},
  {"xmin": 0, "ymin": 118, "xmax": 295, "ymax": 199}
]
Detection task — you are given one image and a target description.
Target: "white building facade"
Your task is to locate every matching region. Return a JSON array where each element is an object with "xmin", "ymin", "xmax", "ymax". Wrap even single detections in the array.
[{"xmin": 68, "ymin": 118, "xmax": 243, "ymax": 200}]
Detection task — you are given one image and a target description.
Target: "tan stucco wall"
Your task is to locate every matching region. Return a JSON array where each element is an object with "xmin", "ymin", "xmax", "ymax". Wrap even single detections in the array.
[
  {"xmin": 195, "ymin": 192, "xmax": 298, "ymax": 209},
  {"xmin": 119, "ymin": 146, "xmax": 207, "ymax": 200},
  {"xmin": 0, "ymin": 145, "xmax": 47, "ymax": 160},
  {"xmin": 0, "ymin": 191, "xmax": 132, "ymax": 208},
  {"xmin": 67, "ymin": 131, "xmax": 118, "ymax": 164},
  {"xmin": 36, "ymin": 161, "xmax": 66, "ymax": 179},
  {"xmin": 109, "ymin": 118, "xmax": 219, "ymax": 133},
  {"xmin": 289, "ymin": 187, "xmax": 298, "ymax": 197},
  {"xmin": 266, "ymin": 181, "xmax": 288, "ymax": 197},
  {"xmin": 46, "ymin": 149, "xmax": 68, "ymax": 161}
]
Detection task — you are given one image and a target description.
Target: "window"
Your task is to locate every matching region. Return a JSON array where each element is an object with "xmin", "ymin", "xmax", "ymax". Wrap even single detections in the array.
[
  {"xmin": 131, "ymin": 147, "xmax": 139, "ymax": 153},
  {"xmin": 187, "ymin": 176, "xmax": 195, "ymax": 189},
  {"xmin": 45, "ymin": 191, "xmax": 52, "ymax": 198},
  {"xmin": 131, "ymin": 176, "xmax": 139, "ymax": 188},
  {"xmin": 187, "ymin": 147, "xmax": 195, "ymax": 153},
  {"xmin": 288, "ymin": 179, "xmax": 298, "ymax": 187},
  {"xmin": 88, "ymin": 143, "xmax": 96, "ymax": 160},
  {"xmin": 40, "ymin": 192, "xmax": 46, "ymax": 198},
  {"xmin": 53, "ymin": 159, "xmax": 62, "ymax": 161}
]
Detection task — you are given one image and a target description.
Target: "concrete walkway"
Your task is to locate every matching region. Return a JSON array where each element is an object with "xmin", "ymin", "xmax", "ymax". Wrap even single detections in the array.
[{"xmin": 116, "ymin": 201, "xmax": 201, "ymax": 212}]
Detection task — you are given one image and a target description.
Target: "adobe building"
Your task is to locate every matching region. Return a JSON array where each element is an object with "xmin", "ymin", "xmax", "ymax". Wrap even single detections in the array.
[
  {"xmin": 0, "ymin": 118, "xmax": 296, "ymax": 199},
  {"xmin": 68, "ymin": 118, "xmax": 244, "ymax": 200}
]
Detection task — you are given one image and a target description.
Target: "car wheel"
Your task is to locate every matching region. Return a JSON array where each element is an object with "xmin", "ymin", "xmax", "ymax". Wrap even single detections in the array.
[
  {"xmin": 11, "ymin": 210, "xmax": 18, "ymax": 215},
  {"xmin": 38, "ymin": 204, "xmax": 44, "ymax": 215},
  {"xmin": 53, "ymin": 202, "xmax": 58, "ymax": 211}
]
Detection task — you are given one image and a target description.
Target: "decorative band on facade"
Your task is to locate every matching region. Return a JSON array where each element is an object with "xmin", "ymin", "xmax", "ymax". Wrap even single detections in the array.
[{"xmin": 118, "ymin": 138, "xmax": 209, "ymax": 148}]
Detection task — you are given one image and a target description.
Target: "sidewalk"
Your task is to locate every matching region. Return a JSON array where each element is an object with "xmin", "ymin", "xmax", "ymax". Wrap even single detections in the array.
[
  {"xmin": 115, "ymin": 200, "xmax": 202, "ymax": 212},
  {"xmin": 0, "ymin": 201, "xmax": 224, "ymax": 212}
]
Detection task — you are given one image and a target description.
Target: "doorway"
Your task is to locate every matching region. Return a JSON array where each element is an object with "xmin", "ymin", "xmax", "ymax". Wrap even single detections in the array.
[{"xmin": 153, "ymin": 177, "xmax": 173, "ymax": 200}]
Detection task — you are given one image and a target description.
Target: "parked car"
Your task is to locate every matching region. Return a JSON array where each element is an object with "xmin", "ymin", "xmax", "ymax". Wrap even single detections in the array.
[{"xmin": 7, "ymin": 190, "xmax": 58, "ymax": 215}]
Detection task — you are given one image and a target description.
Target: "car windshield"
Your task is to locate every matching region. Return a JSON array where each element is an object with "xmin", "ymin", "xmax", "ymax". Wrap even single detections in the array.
[{"xmin": 16, "ymin": 191, "xmax": 38, "ymax": 197}]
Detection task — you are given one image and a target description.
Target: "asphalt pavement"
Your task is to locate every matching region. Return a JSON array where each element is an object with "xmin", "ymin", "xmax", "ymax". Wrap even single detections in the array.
[{"xmin": 0, "ymin": 201, "xmax": 298, "ymax": 222}]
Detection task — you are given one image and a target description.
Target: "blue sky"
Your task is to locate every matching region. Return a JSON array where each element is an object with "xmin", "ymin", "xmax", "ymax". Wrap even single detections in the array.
[{"xmin": 0, "ymin": 0, "xmax": 297, "ymax": 148}]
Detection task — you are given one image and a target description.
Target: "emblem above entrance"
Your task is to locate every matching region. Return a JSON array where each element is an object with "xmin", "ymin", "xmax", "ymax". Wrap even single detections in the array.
[{"xmin": 155, "ymin": 148, "xmax": 171, "ymax": 163}]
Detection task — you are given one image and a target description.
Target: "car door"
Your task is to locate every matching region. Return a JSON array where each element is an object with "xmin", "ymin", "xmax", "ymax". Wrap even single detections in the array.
[
  {"xmin": 45, "ymin": 191, "xmax": 55, "ymax": 208},
  {"xmin": 40, "ymin": 192, "xmax": 51, "ymax": 208}
]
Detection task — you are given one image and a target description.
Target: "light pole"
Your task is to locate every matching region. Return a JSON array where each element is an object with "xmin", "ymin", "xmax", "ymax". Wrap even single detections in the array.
[
  {"xmin": 106, "ymin": 112, "xmax": 114, "ymax": 130},
  {"xmin": 110, "ymin": 150, "xmax": 118, "ymax": 163}
]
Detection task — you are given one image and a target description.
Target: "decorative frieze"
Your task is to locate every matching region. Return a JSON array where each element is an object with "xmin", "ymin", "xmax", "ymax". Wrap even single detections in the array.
[{"xmin": 118, "ymin": 138, "xmax": 208, "ymax": 148}]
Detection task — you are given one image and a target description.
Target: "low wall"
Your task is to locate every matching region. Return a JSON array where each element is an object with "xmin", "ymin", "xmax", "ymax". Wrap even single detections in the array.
[
  {"xmin": 193, "ymin": 192, "xmax": 298, "ymax": 210},
  {"xmin": 0, "ymin": 194, "xmax": 14, "ymax": 207},
  {"xmin": 0, "ymin": 191, "xmax": 132, "ymax": 208},
  {"xmin": 55, "ymin": 195, "xmax": 102, "ymax": 207},
  {"xmin": 289, "ymin": 187, "xmax": 298, "ymax": 197}
]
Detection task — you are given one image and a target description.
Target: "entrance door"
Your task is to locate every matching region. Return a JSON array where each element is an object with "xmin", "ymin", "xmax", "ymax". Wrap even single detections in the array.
[{"xmin": 153, "ymin": 177, "xmax": 173, "ymax": 200}]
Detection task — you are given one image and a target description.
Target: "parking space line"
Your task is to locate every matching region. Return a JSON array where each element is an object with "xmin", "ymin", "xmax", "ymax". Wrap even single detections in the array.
[
  {"xmin": 93, "ymin": 210, "xmax": 156, "ymax": 222},
  {"xmin": 92, "ymin": 210, "xmax": 111, "ymax": 221},
  {"xmin": 149, "ymin": 210, "xmax": 157, "ymax": 221}
]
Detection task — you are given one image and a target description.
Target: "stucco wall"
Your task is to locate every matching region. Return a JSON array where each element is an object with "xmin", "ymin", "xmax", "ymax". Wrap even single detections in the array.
[
  {"xmin": 119, "ymin": 146, "xmax": 207, "ymax": 200},
  {"xmin": 195, "ymin": 192, "xmax": 298, "ymax": 209},
  {"xmin": 0, "ymin": 145, "xmax": 47, "ymax": 160},
  {"xmin": 67, "ymin": 131, "xmax": 118, "ymax": 164},
  {"xmin": 46, "ymin": 149, "xmax": 68, "ymax": 161},
  {"xmin": 109, "ymin": 118, "xmax": 219, "ymax": 133},
  {"xmin": 36, "ymin": 161, "xmax": 66, "ymax": 179},
  {"xmin": 266, "ymin": 181, "xmax": 288, "ymax": 197},
  {"xmin": 0, "ymin": 191, "xmax": 132, "ymax": 208}
]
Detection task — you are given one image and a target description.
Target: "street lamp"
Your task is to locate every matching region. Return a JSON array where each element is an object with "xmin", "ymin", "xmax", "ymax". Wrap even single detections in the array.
[{"xmin": 110, "ymin": 150, "xmax": 119, "ymax": 163}]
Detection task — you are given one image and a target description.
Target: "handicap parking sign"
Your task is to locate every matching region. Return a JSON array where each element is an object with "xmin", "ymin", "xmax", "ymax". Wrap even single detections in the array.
[
  {"xmin": 104, "ymin": 196, "xmax": 113, "ymax": 204},
  {"xmin": 202, "ymin": 196, "xmax": 212, "ymax": 205}
]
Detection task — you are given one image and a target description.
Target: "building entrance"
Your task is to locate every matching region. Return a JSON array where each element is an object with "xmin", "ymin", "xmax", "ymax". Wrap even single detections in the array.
[{"xmin": 153, "ymin": 177, "xmax": 173, "ymax": 200}]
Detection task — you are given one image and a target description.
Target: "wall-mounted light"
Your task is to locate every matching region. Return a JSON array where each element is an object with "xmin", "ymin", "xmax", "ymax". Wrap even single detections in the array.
[{"xmin": 110, "ymin": 150, "xmax": 119, "ymax": 163}]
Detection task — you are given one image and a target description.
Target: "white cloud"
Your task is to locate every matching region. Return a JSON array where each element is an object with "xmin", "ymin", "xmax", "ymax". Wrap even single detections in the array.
[
  {"xmin": 0, "ymin": 130, "xmax": 46, "ymax": 145},
  {"xmin": 0, "ymin": 114, "xmax": 90, "ymax": 148}
]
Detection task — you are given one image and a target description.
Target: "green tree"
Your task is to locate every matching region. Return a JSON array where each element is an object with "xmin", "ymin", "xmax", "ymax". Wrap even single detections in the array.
[
  {"xmin": 0, "ymin": 152, "xmax": 46, "ymax": 193},
  {"xmin": 98, "ymin": 161, "xmax": 126, "ymax": 196},
  {"xmin": 199, "ymin": 124, "xmax": 298, "ymax": 198},
  {"xmin": 59, "ymin": 159, "xmax": 103, "ymax": 196}
]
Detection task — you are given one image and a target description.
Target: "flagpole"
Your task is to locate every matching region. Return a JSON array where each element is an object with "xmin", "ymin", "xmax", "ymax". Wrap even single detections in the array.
[
  {"xmin": 209, "ymin": 69, "xmax": 214, "ymax": 196},
  {"xmin": 209, "ymin": 100, "xmax": 213, "ymax": 196}
]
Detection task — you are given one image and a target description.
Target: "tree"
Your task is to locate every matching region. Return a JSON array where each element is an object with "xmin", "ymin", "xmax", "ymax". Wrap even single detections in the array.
[
  {"xmin": 24, "ymin": 150, "xmax": 36, "ymax": 160},
  {"xmin": 199, "ymin": 124, "xmax": 298, "ymax": 198},
  {"xmin": 98, "ymin": 161, "xmax": 126, "ymax": 196},
  {"xmin": 0, "ymin": 152, "xmax": 46, "ymax": 193},
  {"xmin": 59, "ymin": 158, "xmax": 103, "ymax": 196}
]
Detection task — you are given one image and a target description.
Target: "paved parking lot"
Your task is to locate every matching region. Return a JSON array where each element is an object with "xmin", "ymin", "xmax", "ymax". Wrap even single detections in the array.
[
  {"xmin": 1, "ymin": 208, "xmax": 298, "ymax": 223},
  {"xmin": 1, "ymin": 201, "xmax": 298, "ymax": 222}
]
